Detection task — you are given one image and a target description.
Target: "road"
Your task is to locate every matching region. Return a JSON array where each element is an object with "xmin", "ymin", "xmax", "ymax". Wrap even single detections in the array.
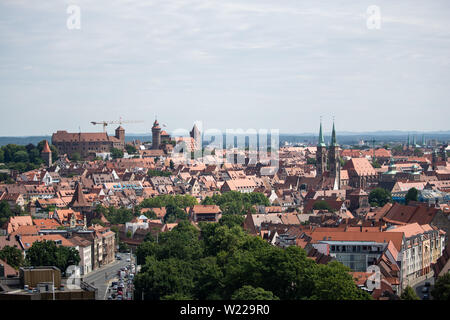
[
  {"xmin": 83, "ymin": 252, "xmax": 133, "ymax": 300},
  {"xmin": 413, "ymin": 276, "xmax": 435, "ymax": 300}
]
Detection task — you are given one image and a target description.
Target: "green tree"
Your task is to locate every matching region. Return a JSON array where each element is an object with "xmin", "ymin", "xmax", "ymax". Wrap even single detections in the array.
[
  {"xmin": 0, "ymin": 245, "xmax": 24, "ymax": 269},
  {"xmin": 0, "ymin": 200, "xmax": 13, "ymax": 226},
  {"xmin": 218, "ymin": 214, "xmax": 245, "ymax": 229},
  {"xmin": 232, "ymin": 285, "xmax": 279, "ymax": 300},
  {"xmin": 70, "ymin": 152, "xmax": 81, "ymax": 162},
  {"xmin": 163, "ymin": 204, "xmax": 188, "ymax": 223},
  {"xmin": 400, "ymin": 286, "xmax": 420, "ymax": 300},
  {"xmin": 311, "ymin": 261, "xmax": 372, "ymax": 300},
  {"xmin": 111, "ymin": 148, "xmax": 124, "ymax": 159},
  {"xmin": 431, "ymin": 273, "xmax": 450, "ymax": 300},
  {"xmin": 369, "ymin": 188, "xmax": 392, "ymax": 207},
  {"xmin": 313, "ymin": 200, "xmax": 334, "ymax": 212},
  {"xmin": 25, "ymin": 240, "xmax": 80, "ymax": 275},
  {"xmin": 125, "ymin": 144, "xmax": 137, "ymax": 154},
  {"xmin": 405, "ymin": 187, "xmax": 419, "ymax": 205},
  {"xmin": 119, "ymin": 241, "xmax": 129, "ymax": 253},
  {"xmin": 13, "ymin": 150, "xmax": 29, "ymax": 163}
]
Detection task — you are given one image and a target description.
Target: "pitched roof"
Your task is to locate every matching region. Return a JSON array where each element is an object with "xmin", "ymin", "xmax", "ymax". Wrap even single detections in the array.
[
  {"xmin": 42, "ymin": 140, "xmax": 51, "ymax": 153},
  {"xmin": 383, "ymin": 202, "xmax": 439, "ymax": 225},
  {"xmin": 344, "ymin": 158, "xmax": 377, "ymax": 176},
  {"xmin": 69, "ymin": 182, "xmax": 89, "ymax": 207}
]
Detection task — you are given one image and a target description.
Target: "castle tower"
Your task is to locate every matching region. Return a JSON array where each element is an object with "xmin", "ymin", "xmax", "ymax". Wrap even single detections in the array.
[
  {"xmin": 41, "ymin": 140, "xmax": 52, "ymax": 167},
  {"xmin": 316, "ymin": 120, "xmax": 327, "ymax": 176},
  {"xmin": 152, "ymin": 119, "xmax": 161, "ymax": 150},
  {"xmin": 115, "ymin": 126, "xmax": 125, "ymax": 143},
  {"xmin": 328, "ymin": 121, "xmax": 341, "ymax": 189}
]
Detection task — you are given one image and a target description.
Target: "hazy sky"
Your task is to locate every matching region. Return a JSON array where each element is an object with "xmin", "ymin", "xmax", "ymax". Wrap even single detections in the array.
[{"xmin": 0, "ymin": 0, "xmax": 449, "ymax": 136}]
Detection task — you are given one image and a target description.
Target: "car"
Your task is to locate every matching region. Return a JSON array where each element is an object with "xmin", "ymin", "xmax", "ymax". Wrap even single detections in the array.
[
  {"xmin": 422, "ymin": 286, "xmax": 429, "ymax": 293},
  {"xmin": 117, "ymin": 295, "xmax": 123, "ymax": 300},
  {"xmin": 112, "ymin": 285, "xmax": 118, "ymax": 290},
  {"xmin": 107, "ymin": 296, "xmax": 113, "ymax": 300},
  {"xmin": 126, "ymin": 258, "xmax": 131, "ymax": 262},
  {"xmin": 425, "ymin": 282, "xmax": 431, "ymax": 287},
  {"xmin": 423, "ymin": 293, "xmax": 430, "ymax": 300},
  {"xmin": 116, "ymin": 256, "xmax": 122, "ymax": 260}
]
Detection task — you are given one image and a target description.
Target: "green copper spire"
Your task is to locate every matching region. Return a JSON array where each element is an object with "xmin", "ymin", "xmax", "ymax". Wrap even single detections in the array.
[
  {"xmin": 407, "ymin": 134, "xmax": 410, "ymax": 147},
  {"xmin": 318, "ymin": 121, "xmax": 326, "ymax": 147},
  {"xmin": 331, "ymin": 121, "xmax": 338, "ymax": 147}
]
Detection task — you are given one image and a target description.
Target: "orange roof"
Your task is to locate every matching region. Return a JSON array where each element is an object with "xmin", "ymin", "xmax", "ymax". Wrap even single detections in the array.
[
  {"xmin": 33, "ymin": 219, "xmax": 62, "ymax": 230},
  {"xmin": 20, "ymin": 234, "xmax": 75, "ymax": 249},
  {"xmin": 42, "ymin": 140, "xmax": 51, "ymax": 153},
  {"xmin": 192, "ymin": 205, "xmax": 221, "ymax": 214}
]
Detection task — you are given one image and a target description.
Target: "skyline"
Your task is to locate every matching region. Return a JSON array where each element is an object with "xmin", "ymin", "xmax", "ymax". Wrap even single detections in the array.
[{"xmin": 1, "ymin": 0, "xmax": 450, "ymax": 135}]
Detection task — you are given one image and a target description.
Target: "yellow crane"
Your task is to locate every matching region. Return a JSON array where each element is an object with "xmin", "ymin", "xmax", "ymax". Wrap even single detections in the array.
[{"xmin": 90, "ymin": 118, "xmax": 144, "ymax": 132}]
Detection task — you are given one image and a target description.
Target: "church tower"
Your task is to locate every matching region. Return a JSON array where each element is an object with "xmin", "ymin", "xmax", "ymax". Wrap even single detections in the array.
[
  {"xmin": 152, "ymin": 119, "xmax": 161, "ymax": 150},
  {"xmin": 316, "ymin": 120, "xmax": 327, "ymax": 176},
  {"xmin": 328, "ymin": 121, "xmax": 341, "ymax": 189}
]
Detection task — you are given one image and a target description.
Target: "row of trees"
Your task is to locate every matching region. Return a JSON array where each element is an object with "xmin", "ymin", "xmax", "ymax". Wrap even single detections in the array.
[
  {"xmin": 201, "ymin": 191, "xmax": 270, "ymax": 215},
  {"xmin": 0, "ymin": 241, "xmax": 80, "ymax": 274},
  {"xmin": 0, "ymin": 141, "xmax": 58, "ymax": 172},
  {"xmin": 134, "ymin": 218, "xmax": 372, "ymax": 300}
]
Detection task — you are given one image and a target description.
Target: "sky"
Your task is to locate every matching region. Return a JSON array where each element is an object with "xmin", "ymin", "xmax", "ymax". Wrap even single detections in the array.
[{"xmin": 0, "ymin": 0, "xmax": 449, "ymax": 136}]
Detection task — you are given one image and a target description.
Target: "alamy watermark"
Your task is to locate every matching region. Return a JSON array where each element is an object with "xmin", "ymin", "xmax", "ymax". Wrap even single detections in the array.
[
  {"xmin": 170, "ymin": 121, "xmax": 279, "ymax": 173},
  {"xmin": 67, "ymin": 5, "xmax": 81, "ymax": 30}
]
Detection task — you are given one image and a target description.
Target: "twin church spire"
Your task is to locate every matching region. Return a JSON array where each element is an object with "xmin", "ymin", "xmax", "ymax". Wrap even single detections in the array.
[
  {"xmin": 317, "ymin": 119, "xmax": 338, "ymax": 147},
  {"xmin": 316, "ymin": 118, "xmax": 341, "ymax": 190}
]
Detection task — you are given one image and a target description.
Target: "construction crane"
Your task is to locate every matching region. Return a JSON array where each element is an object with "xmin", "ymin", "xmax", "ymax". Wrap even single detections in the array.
[
  {"xmin": 370, "ymin": 138, "xmax": 376, "ymax": 162},
  {"xmin": 90, "ymin": 118, "xmax": 144, "ymax": 132}
]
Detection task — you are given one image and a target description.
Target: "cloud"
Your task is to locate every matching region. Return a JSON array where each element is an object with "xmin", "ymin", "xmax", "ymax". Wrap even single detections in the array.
[{"xmin": 0, "ymin": 0, "xmax": 450, "ymax": 135}]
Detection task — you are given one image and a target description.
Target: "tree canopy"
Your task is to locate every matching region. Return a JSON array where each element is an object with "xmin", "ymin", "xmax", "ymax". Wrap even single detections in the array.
[
  {"xmin": 405, "ymin": 187, "xmax": 419, "ymax": 205},
  {"xmin": 201, "ymin": 191, "xmax": 270, "ymax": 215},
  {"xmin": 400, "ymin": 286, "xmax": 420, "ymax": 300},
  {"xmin": 0, "ymin": 245, "xmax": 24, "ymax": 269},
  {"xmin": 369, "ymin": 188, "xmax": 392, "ymax": 207},
  {"xmin": 25, "ymin": 240, "xmax": 80, "ymax": 275},
  {"xmin": 431, "ymin": 273, "xmax": 450, "ymax": 300},
  {"xmin": 133, "ymin": 219, "xmax": 372, "ymax": 301}
]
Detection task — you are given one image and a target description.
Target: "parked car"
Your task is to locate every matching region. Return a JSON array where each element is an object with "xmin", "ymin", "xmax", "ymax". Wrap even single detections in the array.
[
  {"xmin": 423, "ymin": 293, "xmax": 430, "ymax": 300},
  {"xmin": 107, "ymin": 296, "xmax": 113, "ymax": 300},
  {"xmin": 117, "ymin": 295, "xmax": 123, "ymax": 300},
  {"xmin": 422, "ymin": 286, "xmax": 429, "ymax": 293},
  {"xmin": 116, "ymin": 256, "xmax": 122, "ymax": 260}
]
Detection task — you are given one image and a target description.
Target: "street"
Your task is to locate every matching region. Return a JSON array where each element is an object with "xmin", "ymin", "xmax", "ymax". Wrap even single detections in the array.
[
  {"xmin": 83, "ymin": 252, "xmax": 135, "ymax": 300},
  {"xmin": 413, "ymin": 276, "xmax": 435, "ymax": 300}
]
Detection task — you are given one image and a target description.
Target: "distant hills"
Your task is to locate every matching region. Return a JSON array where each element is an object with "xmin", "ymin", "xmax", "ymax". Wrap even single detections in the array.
[{"xmin": 1, "ymin": 130, "xmax": 449, "ymax": 147}]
